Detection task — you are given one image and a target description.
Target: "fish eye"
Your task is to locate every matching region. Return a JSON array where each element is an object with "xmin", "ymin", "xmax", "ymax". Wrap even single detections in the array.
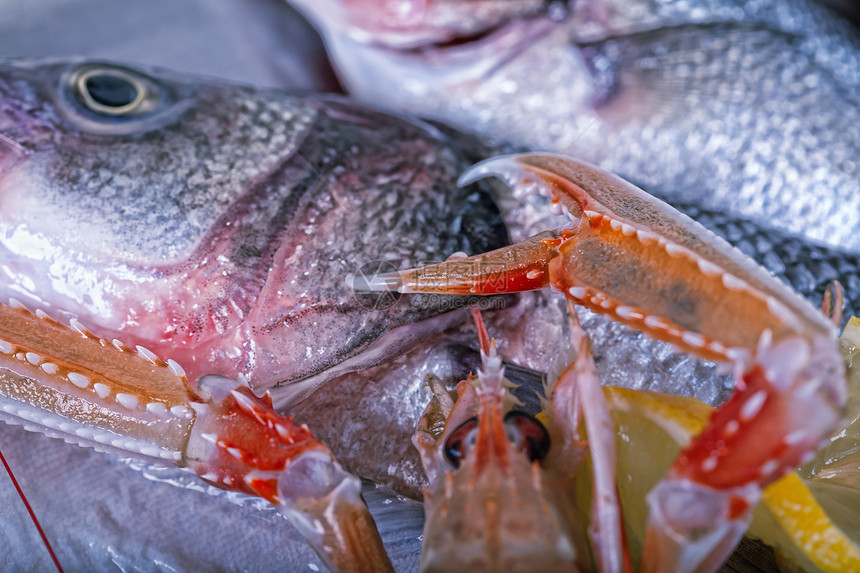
[
  {"xmin": 81, "ymin": 71, "xmax": 141, "ymax": 110},
  {"xmin": 443, "ymin": 417, "xmax": 478, "ymax": 469},
  {"xmin": 67, "ymin": 64, "xmax": 161, "ymax": 117},
  {"xmin": 503, "ymin": 411, "xmax": 550, "ymax": 463}
]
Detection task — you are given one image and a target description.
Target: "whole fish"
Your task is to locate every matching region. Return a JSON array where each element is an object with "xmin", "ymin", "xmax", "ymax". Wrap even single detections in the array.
[{"xmin": 288, "ymin": 0, "xmax": 860, "ymax": 251}]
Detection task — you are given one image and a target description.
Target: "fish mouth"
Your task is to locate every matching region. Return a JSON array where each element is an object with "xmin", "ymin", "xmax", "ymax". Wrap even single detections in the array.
[
  {"xmin": 374, "ymin": 15, "xmax": 561, "ymax": 68},
  {"xmin": 366, "ymin": 17, "xmax": 511, "ymax": 52},
  {"xmin": 357, "ymin": 1, "xmax": 570, "ymax": 53},
  {"xmin": 0, "ymin": 133, "xmax": 27, "ymax": 178},
  {"xmin": 394, "ymin": 18, "xmax": 520, "ymax": 54}
]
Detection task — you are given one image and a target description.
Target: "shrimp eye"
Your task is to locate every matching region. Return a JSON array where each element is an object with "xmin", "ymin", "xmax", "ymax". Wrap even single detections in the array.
[
  {"xmin": 504, "ymin": 411, "xmax": 550, "ymax": 462},
  {"xmin": 67, "ymin": 64, "xmax": 161, "ymax": 118},
  {"xmin": 443, "ymin": 416, "xmax": 478, "ymax": 469}
]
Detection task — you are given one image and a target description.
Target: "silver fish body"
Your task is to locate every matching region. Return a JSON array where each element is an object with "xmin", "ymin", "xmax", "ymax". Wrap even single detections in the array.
[
  {"xmin": 0, "ymin": 57, "xmax": 508, "ymax": 407},
  {"xmin": 289, "ymin": 0, "xmax": 860, "ymax": 251}
]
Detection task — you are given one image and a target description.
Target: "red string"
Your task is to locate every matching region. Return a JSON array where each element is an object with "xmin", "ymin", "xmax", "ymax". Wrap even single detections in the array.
[{"xmin": 0, "ymin": 445, "xmax": 64, "ymax": 573}]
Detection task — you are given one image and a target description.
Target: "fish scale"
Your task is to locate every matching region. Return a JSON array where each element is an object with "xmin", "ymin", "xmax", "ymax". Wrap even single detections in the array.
[{"xmin": 573, "ymin": 22, "xmax": 860, "ymax": 247}]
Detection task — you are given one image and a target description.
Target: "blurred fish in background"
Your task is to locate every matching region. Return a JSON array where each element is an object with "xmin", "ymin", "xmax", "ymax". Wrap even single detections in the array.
[{"xmin": 289, "ymin": 0, "xmax": 860, "ymax": 251}]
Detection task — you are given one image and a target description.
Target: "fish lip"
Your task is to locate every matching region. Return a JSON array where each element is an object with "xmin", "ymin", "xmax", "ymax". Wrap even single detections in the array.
[
  {"xmin": 372, "ymin": 16, "xmax": 560, "ymax": 66},
  {"xmin": 383, "ymin": 19, "xmax": 512, "ymax": 53},
  {"xmin": 336, "ymin": 0, "xmax": 570, "ymax": 51},
  {"xmin": 0, "ymin": 133, "xmax": 28, "ymax": 178}
]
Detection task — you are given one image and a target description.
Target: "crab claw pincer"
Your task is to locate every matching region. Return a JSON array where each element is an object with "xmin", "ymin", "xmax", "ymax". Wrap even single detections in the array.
[{"xmin": 358, "ymin": 153, "xmax": 847, "ymax": 572}]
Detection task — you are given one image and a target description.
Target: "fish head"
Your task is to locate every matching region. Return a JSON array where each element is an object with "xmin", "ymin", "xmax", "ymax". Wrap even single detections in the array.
[
  {"xmin": 0, "ymin": 57, "xmax": 510, "ymax": 402},
  {"xmin": 0, "ymin": 58, "xmax": 182, "ymax": 140}
]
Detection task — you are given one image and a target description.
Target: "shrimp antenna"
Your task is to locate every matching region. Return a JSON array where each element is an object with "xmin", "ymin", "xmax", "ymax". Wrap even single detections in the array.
[{"xmin": 470, "ymin": 306, "xmax": 491, "ymax": 355}]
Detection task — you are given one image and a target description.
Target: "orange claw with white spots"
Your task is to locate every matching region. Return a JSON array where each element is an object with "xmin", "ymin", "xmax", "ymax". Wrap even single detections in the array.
[
  {"xmin": 355, "ymin": 153, "xmax": 846, "ymax": 573},
  {"xmin": 0, "ymin": 299, "xmax": 392, "ymax": 573}
]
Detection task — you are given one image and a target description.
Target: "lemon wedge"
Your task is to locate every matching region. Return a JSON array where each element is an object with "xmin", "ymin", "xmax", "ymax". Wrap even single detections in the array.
[
  {"xmin": 599, "ymin": 386, "xmax": 710, "ymax": 565},
  {"xmin": 550, "ymin": 317, "xmax": 860, "ymax": 570},
  {"xmin": 754, "ymin": 474, "xmax": 860, "ymax": 572},
  {"xmin": 594, "ymin": 384, "xmax": 860, "ymax": 572},
  {"xmin": 564, "ymin": 324, "xmax": 860, "ymax": 573}
]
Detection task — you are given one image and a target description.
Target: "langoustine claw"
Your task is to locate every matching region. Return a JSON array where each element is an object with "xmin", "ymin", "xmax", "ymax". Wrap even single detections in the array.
[
  {"xmin": 359, "ymin": 153, "xmax": 847, "ymax": 572},
  {"xmin": 0, "ymin": 299, "xmax": 393, "ymax": 573}
]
